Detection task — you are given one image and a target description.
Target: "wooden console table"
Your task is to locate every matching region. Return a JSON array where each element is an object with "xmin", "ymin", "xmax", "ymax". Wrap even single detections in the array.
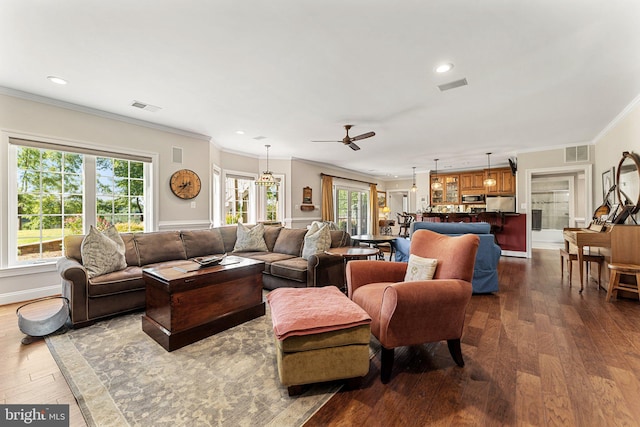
[{"xmin": 142, "ymin": 256, "xmax": 265, "ymax": 351}]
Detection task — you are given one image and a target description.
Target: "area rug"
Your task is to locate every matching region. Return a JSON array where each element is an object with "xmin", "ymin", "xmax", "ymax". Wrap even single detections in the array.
[{"xmin": 45, "ymin": 302, "xmax": 360, "ymax": 427}]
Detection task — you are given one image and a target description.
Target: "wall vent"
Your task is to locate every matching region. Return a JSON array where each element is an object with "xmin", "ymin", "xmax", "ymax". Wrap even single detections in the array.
[
  {"xmin": 565, "ymin": 145, "xmax": 589, "ymax": 163},
  {"xmin": 438, "ymin": 78, "xmax": 468, "ymax": 92},
  {"xmin": 131, "ymin": 100, "xmax": 162, "ymax": 112}
]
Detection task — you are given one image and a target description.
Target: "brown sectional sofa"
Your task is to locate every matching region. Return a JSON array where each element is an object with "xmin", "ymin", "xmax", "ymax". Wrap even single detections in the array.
[{"xmin": 57, "ymin": 225, "xmax": 351, "ymax": 328}]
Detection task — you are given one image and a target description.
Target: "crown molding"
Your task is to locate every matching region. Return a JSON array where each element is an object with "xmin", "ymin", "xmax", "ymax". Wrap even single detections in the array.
[
  {"xmin": 592, "ymin": 92, "xmax": 640, "ymax": 144},
  {"xmin": 0, "ymin": 86, "xmax": 212, "ymax": 142}
]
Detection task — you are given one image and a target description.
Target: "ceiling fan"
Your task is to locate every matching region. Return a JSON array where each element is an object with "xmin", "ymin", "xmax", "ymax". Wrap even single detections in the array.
[{"xmin": 311, "ymin": 124, "xmax": 375, "ymax": 151}]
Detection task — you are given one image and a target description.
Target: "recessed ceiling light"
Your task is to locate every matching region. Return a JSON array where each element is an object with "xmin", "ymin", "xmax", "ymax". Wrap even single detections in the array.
[
  {"xmin": 435, "ymin": 63, "xmax": 454, "ymax": 73},
  {"xmin": 47, "ymin": 76, "xmax": 68, "ymax": 85},
  {"xmin": 235, "ymin": 130, "xmax": 245, "ymax": 135}
]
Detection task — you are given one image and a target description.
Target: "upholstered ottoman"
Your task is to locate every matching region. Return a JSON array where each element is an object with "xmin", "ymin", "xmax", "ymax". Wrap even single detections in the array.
[{"xmin": 267, "ymin": 286, "xmax": 372, "ymax": 396}]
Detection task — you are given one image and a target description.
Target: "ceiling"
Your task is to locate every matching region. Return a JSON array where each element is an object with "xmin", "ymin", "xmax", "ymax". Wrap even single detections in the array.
[{"xmin": 2, "ymin": 1, "xmax": 639, "ymax": 179}]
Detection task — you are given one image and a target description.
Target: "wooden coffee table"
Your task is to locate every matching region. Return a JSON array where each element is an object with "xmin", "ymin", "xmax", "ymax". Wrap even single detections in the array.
[{"xmin": 142, "ymin": 256, "xmax": 265, "ymax": 351}]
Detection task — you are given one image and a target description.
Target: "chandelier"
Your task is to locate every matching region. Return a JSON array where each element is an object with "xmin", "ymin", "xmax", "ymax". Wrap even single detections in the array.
[
  {"xmin": 411, "ymin": 166, "xmax": 417, "ymax": 192},
  {"xmin": 256, "ymin": 144, "xmax": 279, "ymax": 186},
  {"xmin": 431, "ymin": 159, "xmax": 443, "ymax": 190},
  {"xmin": 484, "ymin": 152, "xmax": 497, "ymax": 187}
]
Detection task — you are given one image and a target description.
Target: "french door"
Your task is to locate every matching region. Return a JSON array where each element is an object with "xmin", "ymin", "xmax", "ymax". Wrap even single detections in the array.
[{"xmin": 335, "ymin": 187, "xmax": 369, "ymax": 235}]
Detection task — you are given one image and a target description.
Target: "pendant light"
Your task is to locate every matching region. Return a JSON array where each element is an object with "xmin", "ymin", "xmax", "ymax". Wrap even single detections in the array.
[
  {"xmin": 411, "ymin": 166, "xmax": 417, "ymax": 192},
  {"xmin": 484, "ymin": 152, "xmax": 497, "ymax": 187},
  {"xmin": 431, "ymin": 159, "xmax": 443, "ymax": 190},
  {"xmin": 256, "ymin": 144, "xmax": 279, "ymax": 186}
]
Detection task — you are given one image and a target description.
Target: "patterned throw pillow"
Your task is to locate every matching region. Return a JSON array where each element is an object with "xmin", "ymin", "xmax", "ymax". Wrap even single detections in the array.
[
  {"xmin": 81, "ymin": 225, "xmax": 127, "ymax": 278},
  {"xmin": 302, "ymin": 222, "xmax": 332, "ymax": 260},
  {"xmin": 404, "ymin": 254, "xmax": 438, "ymax": 282},
  {"xmin": 233, "ymin": 223, "xmax": 269, "ymax": 252}
]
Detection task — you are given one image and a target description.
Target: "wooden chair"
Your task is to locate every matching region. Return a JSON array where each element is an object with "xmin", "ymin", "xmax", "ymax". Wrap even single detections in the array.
[
  {"xmin": 396, "ymin": 213, "xmax": 413, "ymax": 238},
  {"xmin": 606, "ymin": 263, "xmax": 640, "ymax": 302},
  {"xmin": 476, "ymin": 212, "xmax": 504, "ymax": 244},
  {"xmin": 559, "ymin": 248, "xmax": 605, "ymax": 293}
]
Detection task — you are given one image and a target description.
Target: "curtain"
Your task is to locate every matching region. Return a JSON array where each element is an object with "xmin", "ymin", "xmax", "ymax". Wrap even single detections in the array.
[
  {"xmin": 370, "ymin": 184, "xmax": 379, "ymax": 234},
  {"xmin": 321, "ymin": 175, "xmax": 334, "ymax": 221}
]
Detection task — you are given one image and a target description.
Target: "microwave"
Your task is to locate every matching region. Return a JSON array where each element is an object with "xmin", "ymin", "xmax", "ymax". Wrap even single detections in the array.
[{"xmin": 462, "ymin": 194, "xmax": 485, "ymax": 203}]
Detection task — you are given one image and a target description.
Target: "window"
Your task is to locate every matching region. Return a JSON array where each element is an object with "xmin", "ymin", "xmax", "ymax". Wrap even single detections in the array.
[
  {"xmin": 9, "ymin": 138, "xmax": 152, "ymax": 266},
  {"xmin": 224, "ymin": 173, "xmax": 255, "ymax": 224},
  {"xmin": 257, "ymin": 175, "xmax": 284, "ymax": 223},
  {"xmin": 335, "ymin": 186, "xmax": 369, "ymax": 235},
  {"xmin": 16, "ymin": 147, "xmax": 84, "ymax": 263},
  {"xmin": 212, "ymin": 165, "xmax": 222, "ymax": 227},
  {"xmin": 96, "ymin": 157, "xmax": 145, "ymax": 232}
]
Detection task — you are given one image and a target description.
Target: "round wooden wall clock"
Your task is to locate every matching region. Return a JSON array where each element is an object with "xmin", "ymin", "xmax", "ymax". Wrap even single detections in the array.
[{"xmin": 170, "ymin": 169, "xmax": 201, "ymax": 199}]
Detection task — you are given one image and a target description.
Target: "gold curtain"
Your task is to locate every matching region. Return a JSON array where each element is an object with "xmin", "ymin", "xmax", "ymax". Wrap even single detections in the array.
[
  {"xmin": 321, "ymin": 175, "xmax": 334, "ymax": 221},
  {"xmin": 370, "ymin": 184, "xmax": 379, "ymax": 234}
]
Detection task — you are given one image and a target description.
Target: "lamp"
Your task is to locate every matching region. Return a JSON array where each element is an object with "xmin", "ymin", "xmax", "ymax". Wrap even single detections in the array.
[
  {"xmin": 256, "ymin": 144, "xmax": 279, "ymax": 186},
  {"xmin": 411, "ymin": 166, "xmax": 417, "ymax": 192},
  {"xmin": 484, "ymin": 152, "xmax": 497, "ymax": 187},
  {"xmin": 382, "ymin": 205, "xmax": 391, "ymax": 219},
  {"xmin": 431, "ymin": 159, "xmax": 443, "ymax": 191}
]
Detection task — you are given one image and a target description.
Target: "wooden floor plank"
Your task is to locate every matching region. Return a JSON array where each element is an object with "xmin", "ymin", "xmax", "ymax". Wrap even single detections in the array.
[{"xmin": 2, "ymin": 249, "xmax": 640, "ymax": 427}]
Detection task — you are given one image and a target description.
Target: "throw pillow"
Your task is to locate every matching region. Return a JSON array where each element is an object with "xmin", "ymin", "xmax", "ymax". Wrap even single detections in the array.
[
  {"xmin": 81, "ymin": 225, "xmax": 127, "ymax": 278},
  {"xmin": 404, "ymin": 254, "xmax": 438, "ymax": 282},
  {"xmin": 233, "ymin": 223, "xmax": 268, "ymax": 252},
  {"xmin": 302, "ymin": 222, "xmax": 332, "ymax": 260}
]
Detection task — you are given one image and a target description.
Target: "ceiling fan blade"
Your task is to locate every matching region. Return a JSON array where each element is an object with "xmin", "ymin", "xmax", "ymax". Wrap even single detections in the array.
[
  {"xmin": 351, "ymin": 131, "xmax": 375, "ymax": 141},
  {"xmin": 310, "ymin": 140, "xmax": 341, "ymax": 143},
  {"xmin": 348, "ymin": 142, "xmax": 361, "ymax": 151}
]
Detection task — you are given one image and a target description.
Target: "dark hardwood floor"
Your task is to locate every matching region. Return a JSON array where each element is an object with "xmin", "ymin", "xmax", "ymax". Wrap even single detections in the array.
[
  {"xmin": 1, "ymin": 249, "xmax": 639, "ymax": 426},
  {"xmin": 306, "ymin": 249, "xmax": 640, "ymax": 427}
]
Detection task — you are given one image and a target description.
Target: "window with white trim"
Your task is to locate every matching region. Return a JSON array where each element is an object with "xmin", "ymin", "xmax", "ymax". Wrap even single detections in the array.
[
  {"xmin": 257, "ymin": 174, "xmax": 284, "ymax": 223},
  {"xmin": 8, "ymin": 138, "xmax": 151, "ymax": 266},
  {"xmin": 224, "ymin": 172, "xmax": 256, "ymax": 224}
]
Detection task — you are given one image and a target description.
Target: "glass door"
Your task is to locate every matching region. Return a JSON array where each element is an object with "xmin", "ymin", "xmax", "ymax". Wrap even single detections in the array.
[{"xmin": 335, "ymin": 187, "xmax": 369, "ymax": 235}]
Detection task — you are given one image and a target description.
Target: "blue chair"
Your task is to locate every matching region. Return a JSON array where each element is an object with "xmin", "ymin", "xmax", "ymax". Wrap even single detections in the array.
[{"xmin": 392, "ymin": 221, "xmax": 501, "ymax": 294}]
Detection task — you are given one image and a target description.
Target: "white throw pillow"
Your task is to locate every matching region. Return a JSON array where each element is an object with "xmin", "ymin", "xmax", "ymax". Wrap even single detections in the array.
[
  {"xmin": 233, "ymin": 223, "xmax": 269, "ymax": 252},
  {"xmin": 302, "ymin": 222, "xmax": 332, "ymax": 260},
  {"xmin": 404, "ymin": 254, "xmax": 438, "ymax": 282},
  {"xmin": 81, "ymin": 225, "xmax": 127, "ymax": 278}
]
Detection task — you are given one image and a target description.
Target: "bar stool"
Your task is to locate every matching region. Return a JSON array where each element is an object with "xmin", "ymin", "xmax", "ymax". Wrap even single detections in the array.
[
  {"xmin": 606, "ymin": 263, "xmax": 640, "ymax": 302},
  {"xmin": 559, "ymin": 248, "xmax": 605, "ymax": 293}
]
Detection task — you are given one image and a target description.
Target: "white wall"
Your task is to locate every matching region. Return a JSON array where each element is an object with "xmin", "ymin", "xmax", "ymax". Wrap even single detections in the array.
[{"xmin": 0, "ymin": 93, "xmax": 211, "ymax": 304}]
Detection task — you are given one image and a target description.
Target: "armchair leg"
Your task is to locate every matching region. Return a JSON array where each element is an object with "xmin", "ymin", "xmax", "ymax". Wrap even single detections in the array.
[
  {"xmin": 380, "ymin": 347, "xmax": 395, "ymax": 383},
  {"xmin": 447, "ymin": 339, "xmax": 464, "ymax": 367}
]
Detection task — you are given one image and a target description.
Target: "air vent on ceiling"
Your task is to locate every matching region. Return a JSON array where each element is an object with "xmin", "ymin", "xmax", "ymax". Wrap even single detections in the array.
[
  {"xmin": 565, "ymin": 145, "xmax": 589, "ymax": 163},
  {"xmin": 438, "ymin": 78, "xmax": 468, "ymax": 92},
  {"xmin": 253, "ymin": 136, "xmax": 267, "ymax": 140},
  {"xmin": 131, "ymin": 100, "xmax": 162, "ymax": 112}
]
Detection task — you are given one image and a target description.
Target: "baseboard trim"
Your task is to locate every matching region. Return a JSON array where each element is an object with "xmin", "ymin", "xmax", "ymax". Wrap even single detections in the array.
[{"xmin": 0, "ymin": 284, "xmax": 61, "ymax": 306}]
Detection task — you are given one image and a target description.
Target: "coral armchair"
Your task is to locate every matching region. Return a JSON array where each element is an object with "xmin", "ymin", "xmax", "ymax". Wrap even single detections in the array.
[{"xmin": 346, "ymin": 229, "xmax": 479, "ymax": 383}]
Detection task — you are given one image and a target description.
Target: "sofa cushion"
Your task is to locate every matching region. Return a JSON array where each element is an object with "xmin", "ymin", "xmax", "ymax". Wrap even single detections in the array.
[
  {"xmin": 329, "ymin": 230, "xmax": 351, "ymax": 248},
  {"xmin": 264, "ymin": 226, "xmax": 283, "ymax": 251},
  {"xmin": 81, "ymin": 225, "xmax": 127, "ymax": 278},
  {"xmin": 233, "ymin": 223, "xmax": 269, "ymax": 252},
  {"xmin": 238, "ymin": 252, "xmax": 296, "ymax": 273},
  {"xmin": 270, "ymin": 257, "xmax": 308, "ymax": 283},
  {"xmin": 273, "ymin": 228, "xmax": 307, "ymax": 256},
  {"xmin": 134, "ymin": 231, "xmax": 187, "ymax": 265},
  {"xmin": 302, "ymin": 223, "xmax": 332, "ymax": 260},
  {"xmin": 218, "ymin": 226, "xmax": 239, "ymax": 253},
  {"xmin": 88, "ymin": 266, "xmax": 145, "ymax": 297},
  {"xmin": 411, "ymin": 221, "xmax": 491, "ymax": 235},
  {"xmin": 181, "ymin": 229, "xmax": 225, "ymax": 259},
  {"xmin": 119, "ymin": 233, "xmax": 139, "ymax": 266}
]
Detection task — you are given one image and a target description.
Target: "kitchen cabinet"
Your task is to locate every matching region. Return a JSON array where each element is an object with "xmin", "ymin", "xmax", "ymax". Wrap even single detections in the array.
[
  {"xmin": 485, "ymin": 167, "xmax": 515, "ymax": 195},
  {"xmin": 431, "ymin": 174, "xmax": 459, "ymax": 204},
  {"xmin": 460, "ymin": 171, "xmax": 486, "ymax": 193}
]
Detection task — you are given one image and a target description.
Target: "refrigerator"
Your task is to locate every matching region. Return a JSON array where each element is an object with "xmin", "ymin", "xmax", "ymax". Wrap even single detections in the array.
[{"xmin": 486, "ymin": 196, "xmax": 516, "ymax": 213}]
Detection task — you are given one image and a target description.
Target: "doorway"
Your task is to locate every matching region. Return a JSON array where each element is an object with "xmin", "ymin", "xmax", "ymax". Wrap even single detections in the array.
[{"xmin": 526, "ymin": 165, "xmax": 592, "ymax": 256}]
